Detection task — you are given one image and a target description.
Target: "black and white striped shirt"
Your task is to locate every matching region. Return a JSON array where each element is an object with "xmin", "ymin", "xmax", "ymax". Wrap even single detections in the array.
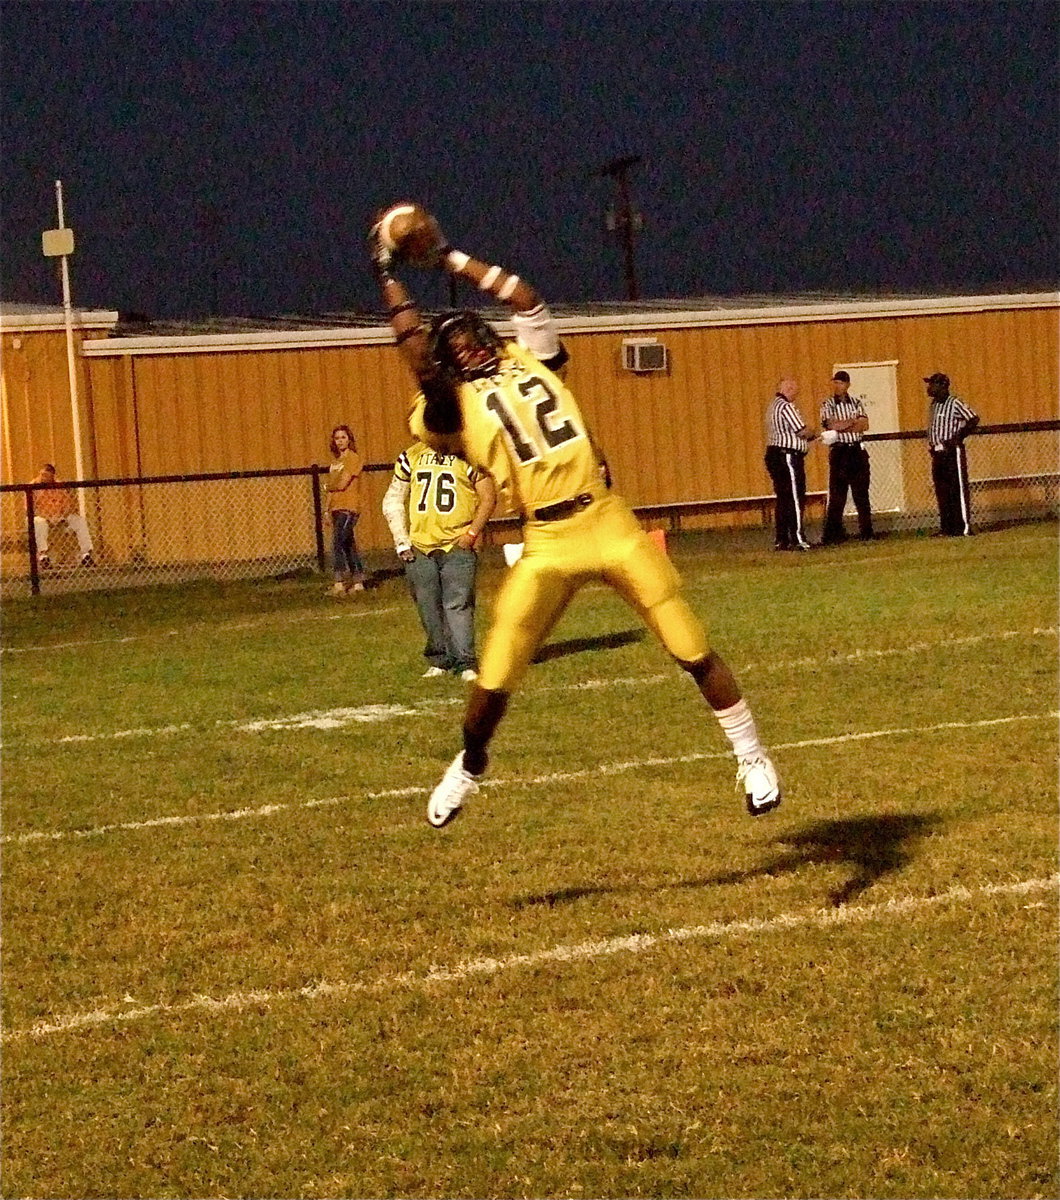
[
  {"xmin": 766, "ymin": 395, "xmax": 810, "ymax": 452},
  {"xmin": 929, "ymin": 394, "xmax": 978, "ymax": 447},
  {"xmin": 820, "ymin": 394, "xmax": 867, "ymax": 445}
]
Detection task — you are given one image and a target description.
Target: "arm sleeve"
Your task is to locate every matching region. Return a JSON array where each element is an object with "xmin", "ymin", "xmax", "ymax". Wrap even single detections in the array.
[
  {"xmin": 381, "ymin": 474, "xmax": 412, "ymax": 551},
  {"xmin": 510, "ymin": 303, "xmax": 569, "ymax": 371}
]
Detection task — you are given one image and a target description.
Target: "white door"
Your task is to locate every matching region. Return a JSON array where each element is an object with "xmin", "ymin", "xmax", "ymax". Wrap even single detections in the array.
[{"xmin": 833, "ymin": 361, "xmax": 905, "ymax": 513}]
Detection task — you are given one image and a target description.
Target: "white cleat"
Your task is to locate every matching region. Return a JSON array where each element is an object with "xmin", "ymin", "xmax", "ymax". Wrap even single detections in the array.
[
  {"xmin": 422, "ymin": 666, "xmax": 448, "ymax": 679},
  {"xmin": 427, "ymin": 753, "xmax": 482, "ymax": 827},
  {"xmin": 737, "ymin": 753, "xmax": 782, "ymax": 816},
  {"xmin": 459, "ymin": 668, "xmax": 478, "ymax": 682}
]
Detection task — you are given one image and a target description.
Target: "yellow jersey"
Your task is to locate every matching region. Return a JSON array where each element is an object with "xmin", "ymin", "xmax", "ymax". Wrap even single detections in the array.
[
  {"xmin": 410, "ymin": 342, "xmax": 603, "ymax": 517},
  {"xmin": 393, "ymin": 442, "xmax": 485, "ymax": 553},
  {"xmin": 326, "ymin": 448, "xmax": 363, "ymax": 514}
]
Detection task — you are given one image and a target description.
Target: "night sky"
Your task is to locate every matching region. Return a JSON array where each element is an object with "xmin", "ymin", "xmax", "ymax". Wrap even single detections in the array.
[{"xmin": 2, "ymin": 0, "xmax": 1057, "ymax": 320}]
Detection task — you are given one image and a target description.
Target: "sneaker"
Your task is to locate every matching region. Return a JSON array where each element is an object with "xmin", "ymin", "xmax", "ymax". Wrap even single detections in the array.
[
  {"xmin": 330, "ymin": 582, "xmax": 347, "ymax": 596},
  {"xmin": 427, "ymin": 752, "xmax": 482, "ymax": 827},
  {"xmin": 737, "ymin": 753, "xmax": 782, "ymax": 816},
  {"xmin": 459, "ymin": 668, "xmax": 478, "ymax": 682},
  {"xmin": 422, "ymin": 666, "xmax": 448, "ymax": 679},
  {"xmin": 350, "ymin": 581, "xmax": 366, "ymax": 592}
]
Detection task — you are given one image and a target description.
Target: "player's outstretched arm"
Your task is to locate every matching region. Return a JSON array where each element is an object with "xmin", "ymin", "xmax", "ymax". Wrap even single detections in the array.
[
  {"xmin": 438, "ymin": 247, "xmax": 542, "ymax": 315},
  {"xmin": 436, "ymin": 232, "xmax": 567, "ymax": 372},
  {"xmin": 369, "ymin": 222, "xmax": 433, "ymax": 381}
]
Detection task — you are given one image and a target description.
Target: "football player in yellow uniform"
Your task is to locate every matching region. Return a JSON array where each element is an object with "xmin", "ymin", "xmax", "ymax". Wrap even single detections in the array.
[
  {"xmin": 369, "ymin": 210, "xmax": 783, "ymax": 827},
  {"xmin": 382, "ymin": 440, "xmax": 495, "ymax": 680}
]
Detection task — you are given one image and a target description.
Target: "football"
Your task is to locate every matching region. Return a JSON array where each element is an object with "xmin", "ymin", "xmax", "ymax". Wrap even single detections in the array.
[{"xmin": 375, "ymin": 202, "xmax": 443, "ymax": 266}]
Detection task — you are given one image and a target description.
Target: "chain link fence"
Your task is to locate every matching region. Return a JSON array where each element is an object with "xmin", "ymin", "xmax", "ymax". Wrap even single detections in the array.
[
  {"xmin": 860, "ymin": 422, "xmax": 1058, "ymax": 534},
  {"xmin": 2, "ymin": 423, "xmax": 1056, "ymax": 597},
  {"xmin": 1, "ymin": 465, "xmax": 394, "ymax": 598}
]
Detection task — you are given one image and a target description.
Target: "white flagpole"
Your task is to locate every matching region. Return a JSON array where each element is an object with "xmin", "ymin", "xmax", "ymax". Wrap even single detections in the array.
[{"xmin": 54, "ymin": 179, "xmax": 86, "ymax": 519}]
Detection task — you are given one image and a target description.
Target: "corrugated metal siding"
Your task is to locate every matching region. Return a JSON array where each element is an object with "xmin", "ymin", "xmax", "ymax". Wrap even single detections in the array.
[
  {"xmin": 551, "ymin": 307, "xmax": 1058, "ymax": 522},
  {"xmin": 1, "ymin": 330, "xmax": 99, "ymax": 574},
  {"xmin": 1, "ymin": 330, "xmax": 97, "ymax": 482},
  {"xmin": 116, "ymin": 345, "xmax": 412, "ymax": 558},
  {"xmin": 4, "ymin": 303, "xmax": 1056, "ymax": 556}
]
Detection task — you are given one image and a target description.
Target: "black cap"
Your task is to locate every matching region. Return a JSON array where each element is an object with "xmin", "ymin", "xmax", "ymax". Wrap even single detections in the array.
[
  {"xmin": 832, "ymin": 370, "xmax": 850, "ymax": 383},
  {"xmin": 923, "ymin": 372, "xmax": 950, "ymax": 387}
]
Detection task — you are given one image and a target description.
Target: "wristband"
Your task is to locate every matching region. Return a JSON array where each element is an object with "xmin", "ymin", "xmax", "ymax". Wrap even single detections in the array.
[
  {"xmin": 497, "ymin": 274, "xmax": 520, "ymax": 301},
  {"xmin": 395, "ymin": 324, "xmax": 424, "ymax": 345},
  {"xmin": 479, "ymin": 265, "xmax": 502, "ymax": 290},
  {"xmin": 387, "ymin": 301, "xmax": 417, "ymax": 317},
  {"xmin": 445, "ymin": 250, "xmax": 471, "ymax": 272}
]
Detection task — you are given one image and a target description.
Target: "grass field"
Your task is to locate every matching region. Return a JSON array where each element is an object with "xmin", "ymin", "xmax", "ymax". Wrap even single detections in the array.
[{"xmin": 2, "ymin": 525, "xmax": 1057, "ymax": 1199}]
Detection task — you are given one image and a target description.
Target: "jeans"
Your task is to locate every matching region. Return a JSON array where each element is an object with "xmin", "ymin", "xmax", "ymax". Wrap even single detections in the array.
[
  {"xmin": 405, "ymin": 546, "xmax": 478, "ymax": 673},
  {"xmin": 331, "ymin": 510, "xmax": 365, "ymax": 580}
]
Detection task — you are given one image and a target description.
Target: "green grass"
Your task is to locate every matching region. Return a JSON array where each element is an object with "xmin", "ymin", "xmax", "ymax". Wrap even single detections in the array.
[{"xmin": 2, "ymin": 527, "xmax": 1057, "ymax": 1199}]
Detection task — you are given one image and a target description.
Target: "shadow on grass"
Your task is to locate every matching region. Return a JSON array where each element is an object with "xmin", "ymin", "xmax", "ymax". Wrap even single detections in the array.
[
  {"xmin": 511, "ymin": 812, "xmax": 942, "ymax": 910},
  {"xmin": 532, "ymin": 628, "xmax": 646, "ymax": 663}
]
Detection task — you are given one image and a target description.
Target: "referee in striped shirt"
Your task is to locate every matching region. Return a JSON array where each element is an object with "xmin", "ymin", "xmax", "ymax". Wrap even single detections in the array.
[
  {"xmin": 765, "ymin": 378, "xmax": 817, "ymax": 551},
  {"xmin": 820, "ymin": 370, "xmax": 875, "ymax": 544},
  {"xmin": 925, "ymin": 372, "xmax": 980, "ymax": 536}
]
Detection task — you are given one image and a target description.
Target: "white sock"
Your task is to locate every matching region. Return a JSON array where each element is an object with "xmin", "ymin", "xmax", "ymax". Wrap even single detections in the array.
[{"xmin": 714, "ymin": 698, "xmax": 764, "ymax": 761}]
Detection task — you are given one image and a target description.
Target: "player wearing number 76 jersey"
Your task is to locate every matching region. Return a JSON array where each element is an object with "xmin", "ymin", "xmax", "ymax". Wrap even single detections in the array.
[
  {"xmin": 368, "ymin": 206, "xmax": 784, "ymax": 828},
  {"xmin": 382, "ymin": 441, "xmax": 495, "ymax": 680}
]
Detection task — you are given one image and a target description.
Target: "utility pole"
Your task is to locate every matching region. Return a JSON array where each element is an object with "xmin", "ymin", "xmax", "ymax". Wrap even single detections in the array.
[
  {"xmin": 41, "ymin": 180, "xmax": 87, "ymax": 520},
  {"xmin": 598, "ymin": 155, "xmax": 644, "ymax": 301}
]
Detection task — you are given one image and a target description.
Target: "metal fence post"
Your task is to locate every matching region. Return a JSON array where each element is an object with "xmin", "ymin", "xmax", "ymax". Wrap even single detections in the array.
[
  {"xmin": 311, "ymin": 466, "xmax": 327, "ymax": 573},
  {"xmin": 25, "ymin": 486, "xmax": 41, "ymax": 596}
]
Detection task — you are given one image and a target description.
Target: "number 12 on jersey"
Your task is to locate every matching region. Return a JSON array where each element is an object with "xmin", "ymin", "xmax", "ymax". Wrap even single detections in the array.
[{"xmin": 485, "ymin": 375, "xmax": 581, "ymax": 464}]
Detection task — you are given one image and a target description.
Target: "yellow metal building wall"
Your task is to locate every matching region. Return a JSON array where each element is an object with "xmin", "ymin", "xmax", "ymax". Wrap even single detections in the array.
[
  {"xmin": 5, "ymin": 303, "xmax": 1056, "ymax": 562},
  {"xmin": 100, "ymin": 345, "xmax": 415, "ymax": 563},
  {"xmin": 1, "ymin": 328, "xmax": 110, "ymax": 573},
  {"xmin": 557, "ymin": 306, "xmax": 1058, "ymax": 519},
  {"xmin": 1, "ymin": 329, "xmax": 100, "ymax": 484}
]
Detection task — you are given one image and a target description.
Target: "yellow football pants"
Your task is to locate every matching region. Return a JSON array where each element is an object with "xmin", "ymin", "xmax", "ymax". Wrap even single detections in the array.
[{"xmin": 478, "ymin": 490, "xmax": 710, "ymax": 692}]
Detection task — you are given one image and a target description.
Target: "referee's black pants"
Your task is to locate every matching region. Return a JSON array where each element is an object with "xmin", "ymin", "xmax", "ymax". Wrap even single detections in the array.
[
  {"xmin": 931, "ymin": 442, "xmax": 973, "ymax": 535},
  {"xmin": 823, "ymin": 443, "xmax": 874, "ymax": 543},
  {"xmin": 765, "ymin": 446, "xmax": 808, "ymax": 548}
]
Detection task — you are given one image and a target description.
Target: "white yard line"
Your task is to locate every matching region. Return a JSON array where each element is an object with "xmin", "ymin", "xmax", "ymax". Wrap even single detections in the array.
[
  {"xmin": 10, "ymin": 626, "xmax": 1057, "ymax": 747},
  {"xmin": 5, "ymin": 874, "xmax": 1055, "ymax": 1042},
  {"xmin": 4, "ymin": 710, "xmax": 1055, "ymax": 847}
]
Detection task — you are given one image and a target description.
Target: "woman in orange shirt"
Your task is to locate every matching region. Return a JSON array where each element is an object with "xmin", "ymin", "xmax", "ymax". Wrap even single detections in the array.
[{"xmin": 326, "ymin": 425, "xmax": 366, "ymax": 594}]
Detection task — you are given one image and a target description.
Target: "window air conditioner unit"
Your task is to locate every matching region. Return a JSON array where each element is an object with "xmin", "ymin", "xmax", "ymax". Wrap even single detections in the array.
[{"xmin": 622, "ymin": 338, "xmax": 669, "ymax": 373}]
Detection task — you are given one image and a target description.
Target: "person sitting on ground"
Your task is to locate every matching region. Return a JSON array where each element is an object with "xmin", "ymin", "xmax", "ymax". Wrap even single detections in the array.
[{"xmin": 31, "ymin": 463, "xmax": 94, "ymax": 568}]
